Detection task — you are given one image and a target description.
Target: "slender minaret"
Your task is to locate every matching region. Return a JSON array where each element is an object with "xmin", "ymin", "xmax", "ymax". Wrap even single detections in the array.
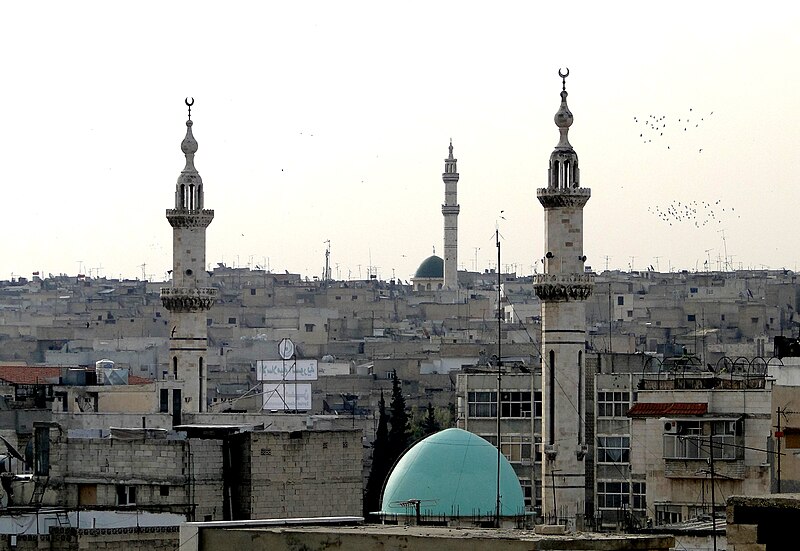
[
  {"xmin": 161, "ymin": 99, "xmax": 216, "ymax": 415},
  {"xmin": 442, "ymin": 140, "xmax": 460, "ymax": 290},
  {"xmin": 534, "ymin": 70, "xmax": 593, "ymax": 528}
]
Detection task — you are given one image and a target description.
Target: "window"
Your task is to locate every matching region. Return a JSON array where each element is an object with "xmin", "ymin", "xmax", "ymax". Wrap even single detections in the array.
[
  {"xmin": 632, "ymin": 482, "xmax": 646, "ymax": 511},
  {"xmin": 351, "ymin": 295, "xmax": 358, "ymax": 301},
  {"xmin": 305, "ymin": 323, "xmax": 315, "ymax": 332},
  {"xmin": 751, "ymin": 317, "xmax": 759, "ymax": 323},
  {"xmin": 785, "ymin": 429, "xmax": 800, "ymax": 449},
  {"xmin": 627, "ymin": 310, "xmax": 633, "ymax": 318},
  {"xmin": 690, "ymin": 287, "xmax": 698, "ymax": 293},
  {"xmin": 117, "ymin": 485, "xmax": 136, "ymax": 506},
  {"xmin": 159, "ymin": 389, "xmax": 169, "ymax": 413},
  {"xmin": 160, "ymin": 485, "xmax": 170, "ymax": 497},
  {"xmin": 597, "ymin": 391, "xmax": 630, "ymax": 417},
  {"xmin": 534, "ymin": 391, "xmax": 542, "ymax": 418},
  {"xmin": 687, "ymin": 314, "xmax": 696, "ymax": 322},
  {"xmin": 468, "ymin": 391, "xmax": 496, "ymax": 418},
  {"xmin": 519, "ymin": 478, "xmax": 533, "ymax": 508},
  {"xmin": 250, "ymin": 289, "xmax": 256, "ymax": 295},
  {"xmin": 500, "ymin": 435, "xmax": 532, "ymax": 463},
  {"xmin": 617, "ymin": 296, "xmax": 624, "ymax": 305},
  {"xmin": 500, "ymin": 391, "xmax": 532, "ymax": 418},
  {"xmin": 597, "ymin": 481, "xmax": 629, "ymax": 509},
  {"xmin": 228, "ymin": 317, "xmax": 237, "ymax": 324},
  {"xmin": 34, "ymin": 426, "xmax": 50, "ymax": 476},
  {"xmin": 597, "ymin": 436, "xmax": 630, "ymax": 463}
]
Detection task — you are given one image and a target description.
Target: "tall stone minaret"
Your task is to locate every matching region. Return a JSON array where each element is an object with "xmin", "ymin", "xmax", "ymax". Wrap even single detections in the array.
[
  {"xmin": 442, "ymin": 140, "xmax": 460, "ymax": 290},
  {"xmin": 161, "ymin": 99, "xmax": 216, "ymax": 415},
  {"xmin": 534, "ymin": 70, "xmax": 593, "ymax": 527}
]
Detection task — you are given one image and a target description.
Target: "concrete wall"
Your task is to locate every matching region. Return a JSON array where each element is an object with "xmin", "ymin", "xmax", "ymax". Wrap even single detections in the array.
[{"xmin": 187, "ymin": 525, "xmax": 673, "ymax": 551}]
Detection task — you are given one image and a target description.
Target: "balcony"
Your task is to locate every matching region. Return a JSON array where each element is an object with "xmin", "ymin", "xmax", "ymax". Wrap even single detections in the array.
[
  {"xmin": 533, "ymin": 273, "xmax": 594, "ymax": 302},
  {"xmin": 160, "ymin": 287, "xmax": 217, "ymax": 312}
]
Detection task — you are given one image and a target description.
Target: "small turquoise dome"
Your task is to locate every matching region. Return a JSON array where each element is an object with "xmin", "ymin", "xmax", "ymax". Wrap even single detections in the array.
[
  {"xmin": 380, "ymin": 428, "xmax": 525, "ymax": 517},
  {"xmin": 414, "ymin": 255, "xmax": 444, "ymax": 279}
]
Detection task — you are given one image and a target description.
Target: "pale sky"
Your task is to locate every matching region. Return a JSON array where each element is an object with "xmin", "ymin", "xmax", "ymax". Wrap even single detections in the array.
[{"xmin": 1, "ymin": 2, "xmax": 798, "ymax": 282}]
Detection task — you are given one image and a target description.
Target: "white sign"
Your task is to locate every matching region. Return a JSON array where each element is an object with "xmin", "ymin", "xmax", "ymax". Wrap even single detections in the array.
[
  {"xmin": 256, "ymin": 359, "xmax": 318, "ymax": 381},
  {"xmin": 263, "ymin": 383, "xmax": 312, "ymax": 411}
]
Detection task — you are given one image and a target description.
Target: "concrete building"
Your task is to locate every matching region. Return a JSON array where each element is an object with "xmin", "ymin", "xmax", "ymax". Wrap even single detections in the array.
[
  {"xmin": 628, "ymin": 363, "xmax": 772, "ymax": 526},
  {"xmin": 442, "ymin": 140, "xmax": 460, "ymax": 291},
  {"xmin": 456, "ymin": 369, "xmax": 539, "ymax": 513},
  {"xmin": 533, "ymin": 70, "xmax": 593, "ymax": 526},
  {"xmin": 160, "ymin": 101, "xmax": 216, "ymax": 415}
]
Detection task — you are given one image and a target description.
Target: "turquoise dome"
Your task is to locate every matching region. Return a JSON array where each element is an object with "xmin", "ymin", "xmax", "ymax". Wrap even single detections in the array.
[
  {"xmin": 380, "ymin": 428, "xmax": 525, "ymax": 517},
  {"xmin": 414, "ymin": 255, "xmax": 444, "ymax": 278}
]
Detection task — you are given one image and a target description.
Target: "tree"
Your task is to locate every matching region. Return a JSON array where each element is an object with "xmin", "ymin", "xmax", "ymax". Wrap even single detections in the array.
[
  {"xmin": 388, "ymin": 371, "xmax": 410, "ymax": 461},
  {"xmin": 420, "ymin": 402, "xmax": 441, "ymax": 437},
  {"xmin": 364, "ymin": 391, "xmax": 390, "ymax": 518}
]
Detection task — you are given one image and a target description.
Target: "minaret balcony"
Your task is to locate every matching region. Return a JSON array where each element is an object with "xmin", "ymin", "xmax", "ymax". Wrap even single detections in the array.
[
  {"xmin": 536, "ymin": 187, "xmax": 591, "ymax": 208},
  {"xmin": 166, "ymin": 209, "xmax": 215, "ymax": 229},
  {"xmin": 441, "ymin": 204, "xmax": 461, "ymax": 215},
  {"xmin": 160, "ymin": 287, "xmax": 217, "ymax": 312},
  {"xmin": 533, "ymin": 273, "xmax": 594, "ymax": 302}
]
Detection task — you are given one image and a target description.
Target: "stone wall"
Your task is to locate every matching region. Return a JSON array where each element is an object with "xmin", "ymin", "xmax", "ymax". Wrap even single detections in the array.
[
  {"xmin": 231, "ymin": 429, "xmax": 362, "ymax": 519},
  {"xmin": 1, "ymin": 527, "xmax": 178, "ymax": 551},
  {"xmin": 44, "ymin": 431, "xmax": 223, "ymax": 520}
]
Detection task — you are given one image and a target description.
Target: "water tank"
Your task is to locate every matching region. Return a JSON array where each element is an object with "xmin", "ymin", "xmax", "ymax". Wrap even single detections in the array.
[{"xmin": 95, "ymin": 359, "xmax": 114, "ymax": 385}]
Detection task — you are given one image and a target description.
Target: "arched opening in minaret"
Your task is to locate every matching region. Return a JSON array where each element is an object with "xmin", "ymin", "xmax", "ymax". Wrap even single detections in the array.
[
  {"xmin": 172, "ymin": 356, "xmax": 178, "ymax": 380},
  {"xmin": 551, "ymin": 161, "xmax": 559, "ymax": 188},
  {"xmin": 179, "ymin": 185, "xmax": 186, "ymax": 209},
  {"xmin": 199, "ymin": 357, "xmax": 204, "ymax": 411},
  {"xmin": 577, "ymin": 350, "xmax": 583, "ymax": 444},
  {"xmin": 197, "ymin": 185, "xmax": 203, "ymax": 209},
  {"xmin": 189, "ymin": 184, "xmax": 195, "ymax": 210},
  {"xmin": 548, "ymin": 349, "xmax": 555, "ymax": 445}
]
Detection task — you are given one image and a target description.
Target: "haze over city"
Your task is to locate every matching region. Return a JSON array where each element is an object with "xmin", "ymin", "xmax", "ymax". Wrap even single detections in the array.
[{"xmin": 1, "ymin": 2, "xmax": 798, "ymax": 281}]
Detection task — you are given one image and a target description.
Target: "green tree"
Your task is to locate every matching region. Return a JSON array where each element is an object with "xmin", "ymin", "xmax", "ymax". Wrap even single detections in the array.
[
  {"xmin": 420, "ymin": 402, "xmax": 441, "ymax": 437},
  {"xmin": 388, "ymin": 371, "xmax": 411, "ymax": 462},
  {"xmin": 364, "ymin": 391, "xmax": 389, "ymax": 518}
]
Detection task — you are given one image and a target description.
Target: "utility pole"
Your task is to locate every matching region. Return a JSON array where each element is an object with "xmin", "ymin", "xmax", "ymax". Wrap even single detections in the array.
[
  {"xmin": 709, "ymin": 430, "xmax": 717, "ymax": 551},
  {"xmin": 495, "ymin": 224, "xmax": 502, "ymax": 528}
]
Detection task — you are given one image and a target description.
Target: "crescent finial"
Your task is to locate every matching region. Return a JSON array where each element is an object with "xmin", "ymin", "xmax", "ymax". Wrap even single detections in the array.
[
  {"xmin": 185, "ymin": 97, "xmax": 194, "ymax": 120},
  {"xmin": 558, "ymin": 68, "xmax": 569, "ymax": 79}
]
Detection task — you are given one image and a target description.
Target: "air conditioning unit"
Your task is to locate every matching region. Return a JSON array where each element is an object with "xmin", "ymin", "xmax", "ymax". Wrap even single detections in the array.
[{"xmin": 663, "ymin": 420, "xmax": 678, "ymax": 434}]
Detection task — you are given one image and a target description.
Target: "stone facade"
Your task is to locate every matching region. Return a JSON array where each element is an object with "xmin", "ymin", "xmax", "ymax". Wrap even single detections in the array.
[
  {"xmin": 0, "ymin": 527, "xmax": 178, "ymax": 551},
  {"xmin": 230, "ymin": 429, "xmax": 363, "ymax": 519},
  {"xmin": 39, "ymin": 427, "xmax": 223, "ymax": 521}
]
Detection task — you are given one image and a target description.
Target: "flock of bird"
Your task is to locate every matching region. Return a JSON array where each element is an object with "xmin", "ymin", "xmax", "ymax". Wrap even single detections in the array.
[
  {"xmin": 648, "ymin": 199, "xmax": 740, "ymax": 227},
  {"xmin": 633, "ymin": 108, "xmax": 714, "ymax": 152}
]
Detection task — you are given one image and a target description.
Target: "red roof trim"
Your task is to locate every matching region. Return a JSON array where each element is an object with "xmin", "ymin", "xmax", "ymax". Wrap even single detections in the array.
[{"xmin": 627, "ymin": 402, "xmax": 708, "ymax": 417}]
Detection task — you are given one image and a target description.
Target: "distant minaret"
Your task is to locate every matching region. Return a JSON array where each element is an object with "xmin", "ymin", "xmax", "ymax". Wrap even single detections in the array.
[
  {"xmin": 534, "ymin": 70, "xmax": 593, "ymax": 527},
  {"xmin": 442, "ymin": 140, "xmax": 460, "ymax": 290},
  {"xmin": 161, "ymin": 99, "xmax": 216, "ymax": 415}
]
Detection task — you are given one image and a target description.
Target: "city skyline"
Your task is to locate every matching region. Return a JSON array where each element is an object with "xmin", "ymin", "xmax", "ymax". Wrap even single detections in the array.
[{"xmin": 1, "ymin": 2, "xmax": 798, "ymax": 282}]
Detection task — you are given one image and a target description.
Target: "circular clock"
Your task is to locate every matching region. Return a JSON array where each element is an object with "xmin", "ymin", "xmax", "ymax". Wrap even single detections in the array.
[{"xmin": 278, "ymin": 338, "xmax": 295, "ymax": 360}]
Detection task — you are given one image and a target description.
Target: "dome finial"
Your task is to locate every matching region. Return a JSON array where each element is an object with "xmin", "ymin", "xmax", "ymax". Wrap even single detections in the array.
[
  {"xmin": 179, "ymin": 98, "xmax": 201, "ymax": 184},
  {"xmin": 185, "ymin": 97, "xmax": 194, "ymax": 120},
  {"xmin": 554, "ymin": 68, "xmax": 574, "ymax": 148},
  {"xmin": 558, "ymin": 68, "xmax": 569, "ymax": 92}
]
